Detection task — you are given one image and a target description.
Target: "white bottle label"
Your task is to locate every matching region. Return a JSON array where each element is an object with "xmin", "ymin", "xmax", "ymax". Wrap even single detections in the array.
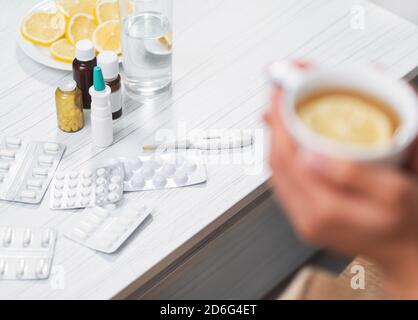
[{"xmin": 110, "ymin": 89, "xmax": 122, "ymax": 114}]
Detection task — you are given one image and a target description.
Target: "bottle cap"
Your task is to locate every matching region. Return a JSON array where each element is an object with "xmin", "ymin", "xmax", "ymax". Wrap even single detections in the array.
[
  {"xmin": 58, "ymin": 79, "xmax": 77, "ymax": 92},
  {"xmin": 93, "ymin": 66, "xmax": 106, "ymax": 91},
  {"xmin": 75, "ymin": 40, "xmax": 95, "ymax": 62},
  {"xmin": 97, "ymin": 51, "xmax": 119, "ymax": 80}
]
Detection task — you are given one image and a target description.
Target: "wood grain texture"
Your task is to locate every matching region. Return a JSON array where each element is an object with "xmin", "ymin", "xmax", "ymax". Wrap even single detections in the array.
[{"xmin": 0, "ymin": 0, "xmax": 417, "ymax": 299}]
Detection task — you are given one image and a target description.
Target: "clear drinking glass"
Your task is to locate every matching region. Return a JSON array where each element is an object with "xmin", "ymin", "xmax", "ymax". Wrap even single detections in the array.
[{"xmin": 119, "ymin": 0, "xmax": 173, "ymax": 98}]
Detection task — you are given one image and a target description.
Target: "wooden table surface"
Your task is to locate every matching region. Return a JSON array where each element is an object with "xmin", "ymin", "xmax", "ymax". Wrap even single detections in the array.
[{"xmin": 0, "ymin": 0, "xmax": 418, "ymax": 299}]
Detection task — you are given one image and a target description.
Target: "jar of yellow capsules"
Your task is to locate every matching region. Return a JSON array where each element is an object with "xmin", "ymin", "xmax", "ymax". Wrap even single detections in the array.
[{"xmin": 55, "ymin": 79, "xmax": 84, "ymax": 133}]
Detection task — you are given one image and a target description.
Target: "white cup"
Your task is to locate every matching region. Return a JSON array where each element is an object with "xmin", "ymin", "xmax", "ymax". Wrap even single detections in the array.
[{"xmin": 269, "ymin": 61, "xmax": 418, "ymax": 164}]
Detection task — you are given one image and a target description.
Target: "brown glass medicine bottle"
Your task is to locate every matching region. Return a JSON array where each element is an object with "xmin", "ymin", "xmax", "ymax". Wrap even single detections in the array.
[
  {"xmin": 97, "ymin": 51, "xmax": 123, "ymax": 120},
  {"xmin": 73, "ymin": 40, "xmax": 97, "ymax": 109}
]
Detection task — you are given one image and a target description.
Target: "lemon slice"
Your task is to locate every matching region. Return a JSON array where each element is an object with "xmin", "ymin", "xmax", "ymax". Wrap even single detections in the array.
[
  {"xmin": 21, "ymin": 11, "xmax": 66, "ymax": 46},
  {"xmin": 67, "ymin": 13, "xmax": 97, "ymax": 44},
  {"xmin": 50, "ymin": 38, "xmax": 76, "ymax": 62},
  {"xmin": 96, "ymin": 0, "xmax": 120, "ymax": 24},
  {"xmin": 93, "ymin": 20, "xmax": 121, "ymax": 55},
  {"xmin": 159, "ymin": 32, "xmax": 172, "ymax": 49},
  {"xmin": 298, "ymin": 94, "xmax": 395, "ymax": 146},
  {"xmin": 56, "ymin": 0, "xmax": 97, "ymax": 18}
]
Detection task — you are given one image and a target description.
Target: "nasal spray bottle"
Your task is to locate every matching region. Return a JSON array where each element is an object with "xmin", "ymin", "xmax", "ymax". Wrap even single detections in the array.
[{"xmin": 89, "ymin": 67, "xmax": 114, "ymax": 148}]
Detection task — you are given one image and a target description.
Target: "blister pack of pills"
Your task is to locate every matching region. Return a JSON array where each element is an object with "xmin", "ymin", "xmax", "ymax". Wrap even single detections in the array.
[
  {"xmin": 0, "ymin": 137, "xmax": 66, "ymax": 204},
  {"xmin": 0, "ymin": 227, "xmax": 56, "ymax": 280},
  {"xmin": 121, "ymin": 152, "xmax": 207, "ymax": 192},
  {"xmin": 64, "ymin": 202, "xmax": 152, "ymax": 253},
  {"xmin": 50, "ymin": 162, "xmax": 125, "ymax": 210}
]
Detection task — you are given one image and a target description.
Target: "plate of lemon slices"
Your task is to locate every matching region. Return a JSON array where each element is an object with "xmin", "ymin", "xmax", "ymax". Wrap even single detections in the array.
[{"xmin": 18, "ymin": 0, "xmax": 122, "ymax": 71}]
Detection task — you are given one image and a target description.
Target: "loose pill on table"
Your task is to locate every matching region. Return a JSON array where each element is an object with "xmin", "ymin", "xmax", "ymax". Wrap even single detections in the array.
[
  {"xmin": 5, "ymin": 137, "xmax": 22, "ymax": 148},
  {"xmin": 33, "ymin": 167, "xmax": 49, "ymax": 177},
  {"xmin": 27, "ymin": 179, "xmax": 43, "ymax": 189},
  {"xmin": 21, "ymin": 190, "xmax": 37, "ymax": 199},
  {"xmin": 0, "ymin": 149, "xmax": 16, "ymax": 160},
  {"xmin": 38, "ymin": 156, "xmax": 54, "ymax": 166},
  {"xmin": 44, "ymin": 143, "xmax": 60, "ymax": 154}
]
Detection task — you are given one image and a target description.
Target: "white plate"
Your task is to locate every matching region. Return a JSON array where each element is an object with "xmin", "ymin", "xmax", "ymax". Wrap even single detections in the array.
[
  {"xmin": 17, "ymin": 0, "xmax": 122, "ymax": 72},
  {"xmin": 17, "ymin": 0, "xmax": 72, "ymax": 71}
]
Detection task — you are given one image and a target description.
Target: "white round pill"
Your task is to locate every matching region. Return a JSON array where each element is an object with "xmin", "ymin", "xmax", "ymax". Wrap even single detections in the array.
[
  {"xmin": 96, "ymin": 177, "xmax": 107, "ymax": 185},
  {"xmin": 68, "ymin": 180, "xmax": 78, "ymax": 189},
  {"xmin": 67, "ymin": 199, "xmax": 76, "ymax": 207},
  {"xmin": 131, "ymin": 175, "xmax": 146, "ymax": 189},
  {"xmin": 124, "ymin": 167, "xmax": 134, "ymax": 181},
  {"xmin": 108, "ymin": 192, "xmax": 120, "ymax": 203},
  {"xmin": 141, "ymin": 166, "xmax": 154, "ymax": 179},
  {"xmin": 152, "ymin": 175, "xmax": 167, "ymax": 188},
  {"xmin": 174, "ymin": 171, "xmax": 189, "ymax": 185},
  {"xmin": 111, "ymin": 175, "xmax": 122, "ymax": 184},
  {"xmin": 55, "ymin": 172, "xmax": 65, "ymax": 180},
  {"xmin": 108, "ymin": 183, "xmax": 119, "ymax": 192},
  {"xmin": 82, "ymin": 188, "xmax": 91, "ymax": 197},
  {"xmin": 82, "ymin": 170, "xmax": 93, "ymax": 178},
  {"xmin": 54, "ymin": 180, "xmax": 64, "ymax": 190},
  {"xmin": 95, "ymin": 185, "xmax": 105, "ymax": 195},
  {"xmin": 67, "ymin": 189, "xmax": 77, "ymax": 198},
  {"xmin": 184, "ymin": 161, "xmax": 197, "ymax": 173},
  {"xmin": 82, "ymin": 179, "xmax": 92, "ymax": 187},
  {"xmin": 96, "ymin": 168, "xmax": 107, "ymax": 176},
  {"xmin": 162, "ymin": 163, "xmax": 176, "ymax": 177},
  {"xmin": 81, "ymin": 198, "xmax": 90, "ymax": 206},
  {"xmin": 129, "ymin": 158, "xmax": 143, "ymax": 170},
  {"xmin": 53, "ymin": 200, "xmax": 62, "ymax": 209},
  {"xmin": 54, "ymin": 191, "xmax": 63, "ymax": 199},
  {"xmin": 149, "ymin": 155, "xmax": 163, "ymax": 169},
  {"xmin": 69, "ymin": 172, "xmax": 79, "ymax": 180}
]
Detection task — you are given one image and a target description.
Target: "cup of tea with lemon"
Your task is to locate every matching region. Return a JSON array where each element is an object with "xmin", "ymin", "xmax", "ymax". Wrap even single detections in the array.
[{"xmin": 269, "ymin": 61, "xmax": 418, "ymax": 164}]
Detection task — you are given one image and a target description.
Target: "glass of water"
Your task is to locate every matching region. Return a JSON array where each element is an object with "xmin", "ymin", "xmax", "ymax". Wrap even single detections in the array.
[{"xmin": 119, "ymin": 0, "xmax": 173, "ymax": 98}]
